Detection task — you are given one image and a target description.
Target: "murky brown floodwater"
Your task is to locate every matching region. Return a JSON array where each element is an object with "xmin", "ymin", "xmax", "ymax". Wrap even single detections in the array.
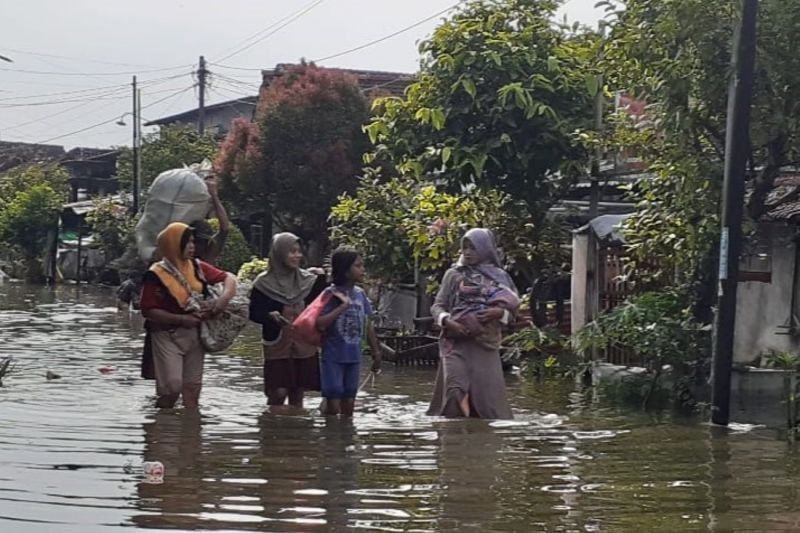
[{"xmin": 2, "ymin": 283, "xmax": 800, "ymax": 532}]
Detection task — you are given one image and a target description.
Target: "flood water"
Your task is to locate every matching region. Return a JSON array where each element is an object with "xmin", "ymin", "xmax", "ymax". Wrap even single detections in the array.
[{"xmin": 2, "ymin": 283, "xmax": 800, "ymax": 532}]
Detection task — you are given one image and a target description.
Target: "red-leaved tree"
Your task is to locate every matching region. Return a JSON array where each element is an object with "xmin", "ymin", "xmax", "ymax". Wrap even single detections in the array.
[{"xmin": 217, "ymin": 62, "xmax": 370, "ymax": 259}]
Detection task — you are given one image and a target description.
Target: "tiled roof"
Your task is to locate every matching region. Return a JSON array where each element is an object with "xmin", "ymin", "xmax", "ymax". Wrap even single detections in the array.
[
  {"xmin": 0, "ymin": 141, "xmax": 65, "ymax": 172},
  {"xmin": 763, "ymin": 174, "xmax": 800, "ymax": 222}
]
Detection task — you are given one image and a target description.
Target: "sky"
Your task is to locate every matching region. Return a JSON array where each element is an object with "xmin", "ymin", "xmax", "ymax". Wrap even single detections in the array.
[{"xmin": 0, "ymin": 0, "xmax": 602, "ymax": 149}]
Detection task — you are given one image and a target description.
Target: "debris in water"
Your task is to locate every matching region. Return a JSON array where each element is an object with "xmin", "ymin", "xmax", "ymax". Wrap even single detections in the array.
[
  {"xmin": 143, "ymin": 461, "xmax": 164, "ymax": 484},
  {"xmin": 98, "ymin": 366, "xmax": 115, "ymax": 374},
  {"xmin": 46, "ymin": 370, "xmax": 61, "ymax": 380}
]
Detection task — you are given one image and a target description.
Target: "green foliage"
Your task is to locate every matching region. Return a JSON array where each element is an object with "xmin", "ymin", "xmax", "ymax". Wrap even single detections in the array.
[
  {"xmin": 0, "ymin": 164, "xmax": 69, "ymax": 209},
  {"xmin": 116, "ymin": 124, "xmax": 219, "ymax": 189},
  {"xmin": 599, "ymin": 0, "xmax": 800, "ymax": 300},
  {"xmin": 575, "ymin": 288, "xmax": 710, "ymax": 408},
  {"xmin": 365, "ymin": 0, "xmax": 594, "ymax": 222},
  {"xmin": 330, "ymin": 175, "xmax": 554, "ymax": 287},
  {"xmin": 236, "ymin": 257, "xmax": 269, "ymax": 283},
  {"xmin": 763, "ymin": 350, "xmax": 800, "ymax": 371},
  {"xmin": 0, "ymin": 183, "xmax": 61, "ymax": 260},
  {"xmin": 503, "ymin": 326, "xmax": 580, "ymax": 378},
  {"xmin": 86, "ymin": 199, "xmax": 133, "ymax": 261},
  {"xmin": 576, "ymin": 289, "xmax": 709, "ymax": 368},
  {"xmin": 208, "ymin": 218, "xmax": 252, "ymax": 274}
]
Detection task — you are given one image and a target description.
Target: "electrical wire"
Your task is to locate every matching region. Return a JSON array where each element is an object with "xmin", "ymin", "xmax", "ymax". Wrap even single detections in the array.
[
  {"xmin": 0, "ymin": 47, "xmax": 165, "ymax": 69},
  {"xmin": 208, "ymin": 86, "xmax": 258, "ymax": 104},
  {"xmin": 0, "ymin": 73, "xmax": 190, "ymax": 103},
  {"xmin": 214, "ymin": 0, "xmax": 326, "ymax": 63},
  {"xmin": 1, "ymin": 85, "xmax": 196, "ymax": 147},
  {"xmin": 313, "ymin": 1, "xmax": 464, "ymax": 63},
  {"xmin": 212, "ymin": 0, "xmax": 322, "ymax": 60},
  {"xmin": 0, "ymin": 64, "xmax": 193, "ymax": 77}
]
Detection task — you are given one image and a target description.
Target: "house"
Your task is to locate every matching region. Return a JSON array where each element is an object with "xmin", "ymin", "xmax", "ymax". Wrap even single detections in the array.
[
  {"xmin": 0, "ymin": 141, "xmax": 65, "ymax": 172},
  {"xmin": 0, "ymin": 141, "xmax": 119, "ymax": 202},
  {"xmin": 144, "ymin": 95, "xmax": 258, "ymax": 137},
  {"xmin": 144, "ymin": 65, "xmax": 415, "ymax": 140},
  {"xmin": 733, "ymin": 174, "xmax": 800, "ymax": 364},
  {"xmin": 261, "ymin": 63, "xmax": 415, "ymax": 99},
  {"xmin": 60, "ymin": 147, "xmax": 119, "ymax": 202}
]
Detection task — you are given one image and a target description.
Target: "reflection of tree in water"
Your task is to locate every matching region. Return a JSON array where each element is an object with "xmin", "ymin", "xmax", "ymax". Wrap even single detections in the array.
[{"xmin": 132, "ymin": 410, "xmax": 204, "ymax": 529}]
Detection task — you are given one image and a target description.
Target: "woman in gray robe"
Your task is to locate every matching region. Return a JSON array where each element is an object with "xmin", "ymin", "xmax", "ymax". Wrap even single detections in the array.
[{"xmin": 427, "ymin": 228, "xmax": 519, "ymax": 419}]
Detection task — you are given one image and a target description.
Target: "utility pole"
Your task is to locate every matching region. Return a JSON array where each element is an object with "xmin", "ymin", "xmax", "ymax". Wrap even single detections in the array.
[
  {"xmin": 131, "ymin": 75, "xmax": 140, "ymax": 215},
  {"xmin": 197, "ymin": 55, "xmax": 207, "ymax": 135},
  {"xmin": 589, "ymin": 21, "xmax": 606, "ymax": 220},
  {"xmin": 711, "ymin": 0, "xmax": 759, "ymax": 426}
]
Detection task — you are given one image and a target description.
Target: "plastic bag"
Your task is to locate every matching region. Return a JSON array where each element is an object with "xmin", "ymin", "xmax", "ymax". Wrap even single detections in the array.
[
  {"xmin": 292, "ymin": 291, "xmax": 332, "ymax": 347},
  {"xmin": 199, "ymin": 282, "xmax": 250, "ymax": 353},
  {"xmin": 135, "ymin": 168, "xmax": 211, "ymax": 261}
]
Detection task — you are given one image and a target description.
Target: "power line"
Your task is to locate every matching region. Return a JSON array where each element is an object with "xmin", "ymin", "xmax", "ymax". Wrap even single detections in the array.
[
  {"xmin": 0, "ymin": 91, "xmax": 131, "ymax": 109},
  {"xmin": 208, "ymin": 85, "xmax": 258, "ymax": 103},
  {"xmin": 0, "ymin": 83, "xmax": 190, "ymax": 135},
  {"xmin": 313, "ymin": 1, "xmax": 464, "ymax": 63},
  {"xmin": 207, "ymin": 63, "xmax": 264, "ymax": 73},
  {"xmin": 0, "ymin": 73, "xmax": 190, "ymax": 103},
  {"xmin": 2, "ymin": 85, "xmax": 196, "ymax": 146},
  {"xmin": 0, "ymin": 64, "xmax": 193, "ymax": 77},
  {"xmin": 214, "ymin": 0, "xmax": 326, "ymax": 63},
  {"xmin": 0, "ymin": 47, "xmax": 163, "ymax": 69}
]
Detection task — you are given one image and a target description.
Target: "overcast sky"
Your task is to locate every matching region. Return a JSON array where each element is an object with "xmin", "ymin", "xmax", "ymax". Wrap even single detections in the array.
[{"xmin": 0, "ymin": 0, "xmax": 602, "ymax": 149}]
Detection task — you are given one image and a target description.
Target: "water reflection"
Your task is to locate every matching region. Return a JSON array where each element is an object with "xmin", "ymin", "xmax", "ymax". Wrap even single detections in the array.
[{"xmin": 3, "ymin": 283, "xmax": 800, "ymax": 531}]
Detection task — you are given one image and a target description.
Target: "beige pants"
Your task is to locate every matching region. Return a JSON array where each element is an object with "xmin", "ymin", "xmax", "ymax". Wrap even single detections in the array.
[{"xmin": 151, "ymin": 327, "xmax": 205, "ymax": 397}]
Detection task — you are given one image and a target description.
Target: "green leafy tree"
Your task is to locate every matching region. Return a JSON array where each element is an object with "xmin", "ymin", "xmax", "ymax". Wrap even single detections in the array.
[
  {"xmin": 365, "ymin": 0, "xmax": 595, "ymax": 225},
  {"xmin": 86, "ymin": 199, "xmax": 133, "ymax": 261},
  {"xmin": 330, "ymin": 175, "xmax": 560, "ymax": 288},
  {"xmin": 116, "ymin": 124, "xmax": 219, "ymax": 189},
  {"xmin": 0, "ymin": 183, "xmax": 62, "ymax": 281},
  {"xmin": 0, "ymin": 164, "xmax": 69, "ymax": 209},
  {"xmin": 208, "ymin": 218, "xmax": 252, "ymax": 274},
  {"xmin": 599, "ymin": 0, "xmax": 800, "ymax": 317}
]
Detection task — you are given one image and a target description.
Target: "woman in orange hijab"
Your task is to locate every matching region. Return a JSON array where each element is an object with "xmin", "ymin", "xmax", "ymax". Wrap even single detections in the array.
[{"xmin": 140, "ymin": 222, "xmax": 237, "ymax": 408}]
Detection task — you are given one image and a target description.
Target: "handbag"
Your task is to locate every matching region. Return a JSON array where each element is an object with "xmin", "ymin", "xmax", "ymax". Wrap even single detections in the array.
[
  {"xmin": 199, "ymin": 282, "xmax": 250, "ymax": 353},
  {"xmin": 292, "ymin": 291, "xmax": 332, "ymax": 347}
]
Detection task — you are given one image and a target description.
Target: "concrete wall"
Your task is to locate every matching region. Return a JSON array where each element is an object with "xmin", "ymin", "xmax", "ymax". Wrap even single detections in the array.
[
  {"xmin": 733, "ymin": 224, "xmax": 799, "ymax": 364},
  {"xmin": 571, "ymin": 233, "xmax": 589, "ymax": 335}
]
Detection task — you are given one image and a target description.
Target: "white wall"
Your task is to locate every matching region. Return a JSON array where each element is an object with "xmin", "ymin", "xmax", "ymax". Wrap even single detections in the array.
[
  {"xmin": 571, "ymin": 233, "xmax": 590, "ymax": 335},
  {"xmin": 733, "ymin": 225, "xmax": 799, "ymax": 364}
]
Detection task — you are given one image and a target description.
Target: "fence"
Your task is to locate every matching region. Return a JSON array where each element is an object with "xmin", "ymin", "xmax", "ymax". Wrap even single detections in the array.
[{"xmin": 597, "ymin": 247, "xmax": 646, "ymax": 367}]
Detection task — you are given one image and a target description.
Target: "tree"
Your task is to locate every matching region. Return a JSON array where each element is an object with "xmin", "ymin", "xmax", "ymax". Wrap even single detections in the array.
[
  {"xmin": 220, "ymin": 63, "xmax": 370, "ymax": 256},
  {"xmin": 330, "ymin": 175, "xmax": 564, "ymax": 288},
  {"xmin": 598, "ymin": 0, "xmax": 800, "ymax": 317},
  {"xmin": 208, "ymin": 218, "xmax": 252, "ymax": 274},
  {"xmin": 215, "ymin": 117, "xmax": 263, "ymax": 220},
  {"xmin": 364, "ymin": 0, "xmax": 595, "ymax": 225},
  {"xmin": 86, "ymin": 198, "xmax": 133, "ymax": 262},
  {"xmin": 116, "ymin": 124, "xmax": 219, "ymax": 189},
  {"xmin": 0, "ymin": 183, "xmax": 61, "ymax": 281},
  {"xmin": 0, "ymin": 164, "xmax": 69, "ymax": 209}
]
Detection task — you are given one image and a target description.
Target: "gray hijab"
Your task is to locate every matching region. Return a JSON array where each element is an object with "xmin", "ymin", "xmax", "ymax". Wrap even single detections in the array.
[
  {"xmin": 253, "ymin": 233, "xmax": 317, "ymax": 305},
  {"xmin": 457, "ymin": 228, "xmax": 514, "ymax": 287}
]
